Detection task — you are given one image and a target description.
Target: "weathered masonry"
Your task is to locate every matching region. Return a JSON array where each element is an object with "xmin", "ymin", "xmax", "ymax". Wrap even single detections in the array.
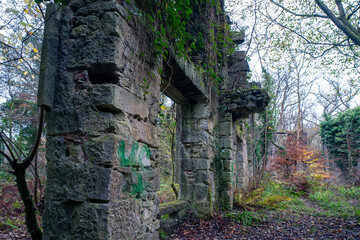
[{"xmin": 38, "ymin": 1, "xmax": 269, "ymax": 239}]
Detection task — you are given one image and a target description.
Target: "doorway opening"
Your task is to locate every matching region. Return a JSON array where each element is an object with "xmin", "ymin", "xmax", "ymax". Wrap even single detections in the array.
[{"xmin": 157, "ymin": 94, "xmax": 179, "ymax": 203}]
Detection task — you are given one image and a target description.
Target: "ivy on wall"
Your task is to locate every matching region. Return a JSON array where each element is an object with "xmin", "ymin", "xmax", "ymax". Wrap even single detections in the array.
[
  {"xmin": 320, "ymin": 106, "xmax": 360, "ymax": 175},
  {"xmin": 134, "ymin": 0, "xmax": 234, "ymax": 84},
  {"xmin": 37, "ymin": 0, "xmax": 234, "ymax": 85}
]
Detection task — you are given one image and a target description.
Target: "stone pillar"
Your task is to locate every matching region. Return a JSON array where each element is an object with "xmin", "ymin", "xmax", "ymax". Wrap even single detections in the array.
[
  {"xmin": 42, "ymin": 1, "xmax": 161, "ymax": 239},
  {"xmin": 178, "ymin": 102, "xmax": 216, "ymax": 216},
  {"xmin": 217, "ymin": 113, "xmax": 236, "ymax": 209},
  {"xmin": 235, "ymin": 121, "xmax": 249, "ymax": 189}
]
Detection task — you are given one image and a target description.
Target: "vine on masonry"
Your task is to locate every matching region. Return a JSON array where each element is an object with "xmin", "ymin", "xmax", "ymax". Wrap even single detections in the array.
[
  {"xmin": 36, "ymin": 0, "xmax": 235, "ymax": 85},
  {"xmin": 133, "ymin": 0, "xmax": 235, "ymax": 85}
]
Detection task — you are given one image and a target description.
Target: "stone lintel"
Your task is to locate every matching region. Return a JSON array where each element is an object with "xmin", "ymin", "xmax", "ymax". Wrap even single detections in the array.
[
  {"xmin": 162, "ymin": 50, "xmax": 208, "ymax": 102},
  {"xmin": 161, "ymin": 78, "xmax": 189, "ymax": 104}
]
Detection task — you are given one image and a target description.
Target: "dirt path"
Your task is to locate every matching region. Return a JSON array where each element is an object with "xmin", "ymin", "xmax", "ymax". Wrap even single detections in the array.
[{"xmin": 168, "ymin": 200, "xmax": 360, "ymax": 240}]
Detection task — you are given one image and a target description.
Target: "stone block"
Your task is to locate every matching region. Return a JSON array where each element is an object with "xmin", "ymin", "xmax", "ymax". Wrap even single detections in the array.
[
  {"xmin": 83, "ymin": 135, "xmax": 117, "ymax": 167},
  {"xmin": 219, "ymin": 119, "xmax": 233, "ymax": 137},
  {"xmin": 231, "ymin": 31, "xmax": 245, "ymax": 44},
  {"xmin": 70, "ymin": 24, "xmax": 91, "ymax": 38},
  {"xmin": 190, "ymin": 201, "xmax": 212, "ymax": 218},
  {"xmin": 159, "ymin": 200, "xmax": 190, "ymax": 216},
  {"xmin": 223, "ymin": 160, "xmax": 234, "ymax": 172},
  {"xmin": 77, "ymin": 1, "xmax": 124, "ymax": 17},
  {"xmin": 179, "ymin": 171, "xmax": 192, "ymax": 186},
  {"xmin": 200, "ymin": 146, "xmax": 214, "ymax": 159},
  {"xmin": 46, "ymin": 160, "xmax": 113, "ymax": 202},
  {"xmin": 142, "ymin": 168, "xmax": 160, "ymax": 192},
  {"xmin": 148, "ymin": 101, "xmax": 159, "ymax": 125},
  {"xmin": 146, "ymin": 218, "xmax": 160, "ymax": 233},
  {"xmin": 219, "ymin": 136, "xmax": 235, "ymax": 150},
  {"xmin": 67, "ymin": 35, "xmax": 125, "ymax": 72},
  {"xmin": 181, "ymin": 144, "xmax": 213, "ymax": 159},
  {"xmin": 220, "ymin": 148, "xmax": 235, "ymax": 160},
  {"xmin": 102, "ymin": 11, "xmax": 123, "ymax": 38},
  {"xmin": 222, "ymin": 171, "xmax": 234, "ymax": 183},
  {"xmin": 130, "ymin": 118, "xmax": 159, "ymax": 148},
  {"xmin": 198, "ymin": 119, "xmax": 214, "ymax": 132},
  {"xmin": 220, "ymin": 190, "xmax": 234, "ymax": 210},
  {"xmin": 108, "ymin": 199, "xmax": 141, "ymax": 240},
  {"xmin": 172, "ymin": 55, "xmax": 208, "ymax": 100},
  {"xmin": 89, "ymin": 84, "xmax": 123, "ymax": 113},
  {"xmin": 160, "ymin": 218, "xmax": 180, "ymax": 236},
  {"xmin": 47, "ymin": 106, "xmax": 129, "ymax": 136},
  {"xmin": 181, "ymin": 158, "xmax": 210, "ymax": 170},
  {"xmin": 45, "ymin": 138, "xmax": 115, "ymax": 202},
  {"xmin": 43, "ymin": 201, "xmax": 71, "ymax": 240},
  {"xmin": 45, "ymin": 161, "xmax": 86, "ymax": 202},
  {"xmin": 193, "ymin": 184, "xmax": 209, "ymax": 201},
  {"xmin": 89, "ymin": 84, "xmax": 150, "ymax": 120},
  {"xmin": 192, "ymin": 103, "xmax": 210, "ymax": 119},
  {"xmin": 43, "ymin": 201, "xmax": 109, "ymax": 240},
  {"xmin": 181, "ymin": 158, "xmax": 192, "ymax": 170},
  {"xmin": 194, "ymin": 170, "xmax": 210, "ymax": 184},
  {"xmin": 87, "ymin": 166, "xmax": 113, "ymax": 201},
  {"xmin": 82, "ymin": 111, "xmax": 128, "ymax": 136},
  {"xmin": 117, "ymin": 140, "xmax": 151, "ymax": 167},
  {"xmin": 71, "ymin": 203, "xmax": 109, "ymax": 240},
  {"xmin": 74, "ymin": 15, "xmax": 102, "ymax": 30},
  {"xmin": 181, "ymin": 130, "xmax": 209, "ymax": 144},
  {"xmin": 180, "ymin": 183, "xmax": 193, "ymax": 200}
]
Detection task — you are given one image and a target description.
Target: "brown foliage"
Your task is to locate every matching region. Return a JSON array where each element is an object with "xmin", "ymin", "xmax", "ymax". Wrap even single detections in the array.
[{"xmin": 271, "ymin": 134, "xmax": 330, "ymax": 182}]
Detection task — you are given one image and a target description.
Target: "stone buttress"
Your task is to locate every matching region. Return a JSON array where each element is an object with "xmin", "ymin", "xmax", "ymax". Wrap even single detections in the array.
[{"xmin": 40, "ymin": 1, "xmax": 161, "ymax": 239}]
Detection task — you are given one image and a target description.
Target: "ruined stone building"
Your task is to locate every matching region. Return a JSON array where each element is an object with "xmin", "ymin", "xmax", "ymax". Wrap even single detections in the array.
[{"xmin": 38, "ymin": 0, "xmax": 269, "ymax": 239}]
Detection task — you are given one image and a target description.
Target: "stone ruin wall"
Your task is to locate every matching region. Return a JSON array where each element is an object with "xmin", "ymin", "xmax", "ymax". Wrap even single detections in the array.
[{"xmin": 38, "ymin": 1, "xmax": 269, "ymax": 239}]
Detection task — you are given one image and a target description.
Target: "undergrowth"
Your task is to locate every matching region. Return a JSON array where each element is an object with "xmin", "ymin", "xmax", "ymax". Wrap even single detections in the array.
[
  {"xmin": 225, "ymin": 210, "xmax": 265, "ymax": 226},
  {"xmin": 157, "ymin": 176, "xmax": 179, "ymax": 203},
  {"xmin": 233, "ymin": 179, "xmax": 360, "ymax": 219},
  {"xmin": 0, "ymin": 173, "xmax": 39, "ymax": 238},
  {"xmin": 309, "ymin": 183, "xmax": 360, "ymax": 218},
  {"xmin": 234, "ymin": 180, "xmax": 309, "ymax": 211}
]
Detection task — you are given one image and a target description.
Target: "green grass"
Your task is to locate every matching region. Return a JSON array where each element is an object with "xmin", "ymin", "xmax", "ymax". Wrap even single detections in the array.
[
  {"xmin": 308, "ymin": 183, "xmax": 360, "ymax": 217},
  {"xmin": 286, "ymin": 198, "xmax": 315, "ymax": 212},
  {"xmin": 336, "ymin": 185, "xmax": 360, "ymax": 199},
  {"xmin": 225, "ymin": 210, "xmax": 265, "ymax": 226}
]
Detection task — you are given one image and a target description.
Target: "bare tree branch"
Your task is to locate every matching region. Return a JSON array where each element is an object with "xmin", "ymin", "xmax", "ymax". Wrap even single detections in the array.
[
  {"xmin": 270, "ymin": 0, "xmax": 328, "ymax": 19},
  {"xmin": 315, "ymin": 0, "xmax": 360, "ymax": 46}
]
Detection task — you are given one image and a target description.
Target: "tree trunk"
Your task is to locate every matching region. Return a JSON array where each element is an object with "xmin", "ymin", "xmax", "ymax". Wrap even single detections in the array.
[{"xmin": 15, "ymin": 167, "xmax": 43, "ymax": 240}]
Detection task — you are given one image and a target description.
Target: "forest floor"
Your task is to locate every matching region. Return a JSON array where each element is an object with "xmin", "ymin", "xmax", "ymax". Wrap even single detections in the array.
[
  {"xmin": 168, "ymin": 180, "xmax": 360, "ymax": 240},
  {"xmin": 0, "ymin": 182, "xmax": 33, "ymax": 240},
  {"xmin": 169, "ymin": 206, "xmax": 360, "ymax": 239},
  {"xmin": 1, "ymin": 178, "xmax": 359, "ymax": 239}
]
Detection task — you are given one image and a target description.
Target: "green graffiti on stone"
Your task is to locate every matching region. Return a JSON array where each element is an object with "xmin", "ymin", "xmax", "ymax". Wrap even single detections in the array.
[
  {"xmin": 117, "ymin": 140, "xmax": 151, "ymax": 167},
  {"xmin": 118, "ymin": 140, "xmax": 152, "ymax": 198},
  {"xmin": 131, "ymin": 172, "xmax": 144, "ymax": 197}
]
